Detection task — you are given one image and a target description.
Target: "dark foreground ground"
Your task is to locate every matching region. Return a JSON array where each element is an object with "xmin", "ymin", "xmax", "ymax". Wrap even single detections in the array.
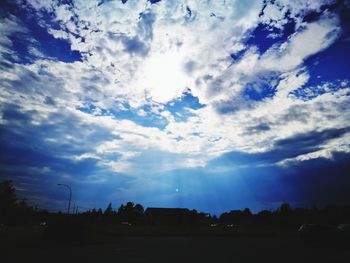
[{"xmin": 1, "ymin": 226, "xmax": 350, "ymax": 263}]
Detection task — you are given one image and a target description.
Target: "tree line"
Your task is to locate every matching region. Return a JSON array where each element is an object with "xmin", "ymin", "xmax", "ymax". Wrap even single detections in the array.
[
  {"xmin": 0, "ymin": 180, "xmax": 48, "ymax": 225},
  {"xmin": 1, "ymin": 180, "xmax": 350, "ymax": 226}
]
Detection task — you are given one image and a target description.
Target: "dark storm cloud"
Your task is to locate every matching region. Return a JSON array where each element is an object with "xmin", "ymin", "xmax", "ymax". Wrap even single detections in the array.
[
  {"xmin": 2, "ymin": 104, "xmax": 32, "ymax": 122},
  {"xmin": 237, "ymin": 151, "xmax": 350, "ymax": 207},
  {"xmin": 278, "ymin": 104, "xmax": 310, "ymax": 123},
  {"xmin": 208, "ymin": 145, "xmax": 350, "ymax": 208},
  {"xmin": 121, "ymin": 36, "xmax": 150, "ymax": 56},
  {"xmin": 245, "ymin": 122, "xmax": 271, "ymax": 134},
  {"xmin": 1, "ymin": 67, "xmax": 40, "ymax": 91},
  {"xmin": 207, "ymin": 71, "xmax": 280, "ymax": 115},
  {"xmin": 278, "ymin": 152, "xmax": 350, "ymax": 204},
  {"xmin": 0, "ymin": 102, "xmax": 119, "ymax": 171},
  {"xmin": 117, "ymin": 9, "xmax": 156, "ymax": 57},
  {"xmin": 274, "ymin": 126, "xmax": 350, "ymax": 156},
  {"xmin": 0, "ymin": 102, "xmax": 135, "ymax": 209},
  {"xmin": 212, "ymin": 126, "xmax": 350, "ymax": 166},
  {"xmin": 183, "ymin": 60, "xmax": 196, "ymax": 75},
  {"xmin": 44, "ymin": 96, "xmax": 56, "ymax": 106},
  {"xmin": 213, "ymin": 98, "xmax": 247, "ymax": 114},
  {"xmin": 0, "ymin": 65, "xmax": 65, "ymax": 100},
  {"xmin": 138, "ymin": 10, "xmax": 156, "ymax": 41}
]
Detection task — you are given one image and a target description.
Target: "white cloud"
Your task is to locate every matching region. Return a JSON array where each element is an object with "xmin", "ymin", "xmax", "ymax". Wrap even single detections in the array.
[
  {"xmin": 275, "ymin": 69, "xmax": 310, "ymax": 98},
  {"xmin": 1, "ymin": 0, "xmax": 349, "ymax": 177},
  {"xmin": 278, "ymin": 132, "xmax": 350, "ymax": 166},
  {"xmin": 0, "ymin": 14, "xmax": 29, "ymax": 61},
  {"xmin": 259, "ymin": 13, "xmax": 341, "ymax": 72},
  {"xmin": 260, "ymin": 0, "xmax": 336, "ymax": 30}
]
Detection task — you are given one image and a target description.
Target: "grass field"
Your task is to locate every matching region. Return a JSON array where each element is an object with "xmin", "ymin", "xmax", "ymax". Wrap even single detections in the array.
[{"xmin": 1, "ymin": 225, "xmax": 349, "ymax": 263}]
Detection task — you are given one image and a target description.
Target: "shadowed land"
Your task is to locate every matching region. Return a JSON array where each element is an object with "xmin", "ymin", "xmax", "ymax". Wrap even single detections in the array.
[
  {"xmin": 1, "ymin": 229, "xmax": 350, "ymax": 263},
  {"xmin": 1, "ymin": 180, "xmax": 350, "ymax": 262}
]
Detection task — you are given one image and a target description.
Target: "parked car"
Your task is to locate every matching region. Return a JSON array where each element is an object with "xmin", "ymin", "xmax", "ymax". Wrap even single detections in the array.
[
  {"xmin": 298, "ymin": 224, "xmax": 341, "ymax": 244},
  {"xmin": 338, "ymin": 224, "xmax": 350, "ymax": 233},
  {"xmin": 338, "ymin": 224, "xmax": 350, "ymax": 242}
]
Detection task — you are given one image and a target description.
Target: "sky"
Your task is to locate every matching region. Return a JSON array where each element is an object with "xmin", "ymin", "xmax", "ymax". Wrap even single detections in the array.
[{"xmin": 0, "ymin": 0, "xmax": 350, "ymax": 215}]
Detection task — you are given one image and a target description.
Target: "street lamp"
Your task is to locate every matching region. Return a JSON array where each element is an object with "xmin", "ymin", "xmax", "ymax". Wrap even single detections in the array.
[
  {"xmin": 57, "ymin": 183, "xmax": 72, "ymax": 215},
  {"xmin": 71, "ymin": 201, "xmax": 77, "ymax": 215}
]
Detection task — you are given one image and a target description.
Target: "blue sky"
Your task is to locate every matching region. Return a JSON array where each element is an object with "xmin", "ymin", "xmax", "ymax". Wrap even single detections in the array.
[{"xmin": 1, "ymin": 0, "xmax": 350, "ymax": 215}]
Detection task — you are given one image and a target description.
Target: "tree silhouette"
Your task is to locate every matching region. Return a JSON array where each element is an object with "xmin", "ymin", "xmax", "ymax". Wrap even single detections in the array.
[
  {"xmin": 243, "ymin": 208, "xmax": 252, "ymax": 217},
  {"xmin": 118, "ymin": 202, "xmax": 144, "ymax": 222},
  {"xmin": 133, "ymin": 204, "xmax": 144, "ymax": 215},
  {"xmin": 279, "ymin": 203, "xmax": 291, "ymax": 214},
  {"xmin": 0, "ymin": 180, "xmax": 17, "ymax": 224},
  {"xmin": 0, "ymin": 180, "xmax": 17, "ymax": 209},
  {"xmin": 104, "ymin": 202, "xmax": 113, "ymax": 216},
  {"xmin": 0, "ymin": 180, "xmax": 47, "ymax": 224}
]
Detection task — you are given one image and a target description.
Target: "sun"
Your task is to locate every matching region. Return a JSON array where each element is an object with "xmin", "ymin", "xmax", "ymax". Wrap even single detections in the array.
[{"xmin": 142, "ymin": 49, "xmax": 189, "ymax": 103}]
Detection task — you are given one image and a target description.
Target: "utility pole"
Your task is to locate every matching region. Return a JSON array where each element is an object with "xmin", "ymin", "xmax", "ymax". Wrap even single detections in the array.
[{"xmin": 57, "ymin": 183, "xmax": 72, "ymax": 215}]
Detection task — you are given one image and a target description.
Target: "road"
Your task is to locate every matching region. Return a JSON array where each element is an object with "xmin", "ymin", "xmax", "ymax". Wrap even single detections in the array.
[{"xmin": 2, "ymin": 236, "xmax": 350, "ymax": 263}]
